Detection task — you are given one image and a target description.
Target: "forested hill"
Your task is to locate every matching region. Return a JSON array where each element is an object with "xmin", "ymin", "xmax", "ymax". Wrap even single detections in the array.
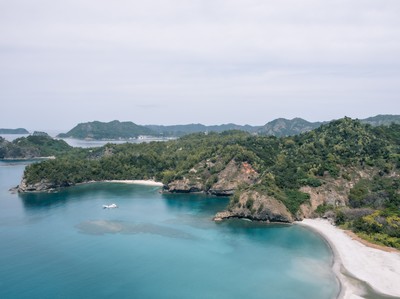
[
  {"xmin": 256, "ymin": 117, "xmax": 325, "ymax": 136},
  {"xmin": 56, "ymin": 115, "xmax": 400, "ymax": 140},
  {"xmin": 57, "ymin": 120, "xmax": 155, "ymax": 139},
  {"xmin": 0, "ymin": 135, "xmax": 71, "ymax": 159},
  {"xmin": 20, "ymin": 117, "xmax": 400, "ymax": 248}
]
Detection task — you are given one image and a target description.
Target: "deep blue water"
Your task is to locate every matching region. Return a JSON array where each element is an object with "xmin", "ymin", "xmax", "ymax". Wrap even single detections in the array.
[{"xmin": 0, "ymin": 160, "xmax": 339, "ymax": 299}]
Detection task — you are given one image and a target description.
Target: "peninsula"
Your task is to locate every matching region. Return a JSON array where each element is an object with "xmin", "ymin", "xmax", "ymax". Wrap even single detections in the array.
[
  {"xmin": 0, "ymin": 135, "xmax": 71, "ymax": 159},
  {"xmin": 9, "ymin": 116, "xmax": 400, "ymax": 298},
  {"xmin": 18, "ymin": 118, "xmax": 400, "ymax": 250}
]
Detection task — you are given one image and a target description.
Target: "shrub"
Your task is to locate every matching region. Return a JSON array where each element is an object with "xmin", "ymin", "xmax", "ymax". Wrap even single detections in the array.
[{"xmin": 246, "ymin": 198, "xmax": 254, "ymax": 210}]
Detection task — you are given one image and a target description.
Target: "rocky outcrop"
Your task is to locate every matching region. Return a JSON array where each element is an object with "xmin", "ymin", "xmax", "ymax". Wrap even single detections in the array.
[
  {"xmin": 164, "ymin": 160, "xmax": 260, "ymax": 195},
  {"xmin": 17, "ymin": 179, "xmax": 70, "ymax": 192},
  {"xmin": 296, "ymin": 168, "xmax": 380, "ymax": 219},
  {"xmin": 165, "ymin": 178, "xmax": 204, "ymax": 193},
  {"xmin": 214, "ymin": 190, "xmax": 293, "ymax": 223},
  {"xmin": 209, "ymin": 160, "xmax": 259, "ymax": 196}
]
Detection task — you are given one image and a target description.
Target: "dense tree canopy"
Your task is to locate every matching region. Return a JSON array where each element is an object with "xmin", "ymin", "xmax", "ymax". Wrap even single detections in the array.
[{"xmin": 0, "ymin": 135, "xmax": 72, "ymax": 159}]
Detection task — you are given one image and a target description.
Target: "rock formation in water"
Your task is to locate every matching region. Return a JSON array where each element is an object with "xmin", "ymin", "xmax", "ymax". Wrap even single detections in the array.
[
  {"xmin": 18, "ymin": 179, "xmax": 67, "ymax": 192},
  {"xmin": 214, "ymin": 190, "xmax": 293, "ymax": 222}
]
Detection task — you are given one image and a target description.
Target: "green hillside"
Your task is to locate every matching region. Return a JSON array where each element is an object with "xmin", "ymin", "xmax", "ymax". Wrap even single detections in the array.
[
  {"xmin": 0, "ymin": 135, "xmax": 72, "ymax": 159},
  {"xmin": 256, "ymin": 117, "xmax": 325, "ymax": 136}
]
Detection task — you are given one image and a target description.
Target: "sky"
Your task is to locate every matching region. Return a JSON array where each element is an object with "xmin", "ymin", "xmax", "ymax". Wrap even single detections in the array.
[{"xmin": 1, "ymin": 0, "xmax": 400, "ymax": 131}]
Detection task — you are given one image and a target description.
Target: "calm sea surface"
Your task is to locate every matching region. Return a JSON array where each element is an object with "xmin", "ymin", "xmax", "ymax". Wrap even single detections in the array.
[
  {"xmin": 0, "ymin": 160, "xmax": 339, "ymax": 299},
  {"xmin": 0, "ymin": 133, "xmax": 174, "ymax": 148}
]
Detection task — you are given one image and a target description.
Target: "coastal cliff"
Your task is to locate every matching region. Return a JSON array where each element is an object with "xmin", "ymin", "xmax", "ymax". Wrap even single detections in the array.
[
  {"xmin": 17, "ymin": 179, "xmax": 70, "ymax": 192},
  {"xmin": 214, "ymin": 190, "xmax": 293, "ymax": 222}
]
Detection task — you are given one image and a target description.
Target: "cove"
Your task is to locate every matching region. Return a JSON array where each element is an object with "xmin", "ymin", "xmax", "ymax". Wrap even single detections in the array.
[{"xmin": 0, "ymin": 161, "xmax": 339, "ymax": 299}]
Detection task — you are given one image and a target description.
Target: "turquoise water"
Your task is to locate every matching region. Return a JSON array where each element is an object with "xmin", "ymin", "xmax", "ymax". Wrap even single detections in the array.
[{"xmin": 0, "ymin": 161, "xmax": 339, "ymax": 299}]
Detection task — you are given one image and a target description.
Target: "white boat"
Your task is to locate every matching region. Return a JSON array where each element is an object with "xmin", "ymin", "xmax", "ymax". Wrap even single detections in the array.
[{"xmin": 103, "ymin": 203, "xmax": 118, "ymax": 209}]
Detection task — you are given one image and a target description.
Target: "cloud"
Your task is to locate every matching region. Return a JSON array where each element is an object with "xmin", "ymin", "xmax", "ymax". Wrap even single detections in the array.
[{"xmin": 0, "ymin": 0, "xmax": 399, "ymax": 129}]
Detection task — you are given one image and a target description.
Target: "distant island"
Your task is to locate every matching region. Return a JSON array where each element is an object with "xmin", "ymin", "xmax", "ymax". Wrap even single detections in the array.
[
  {"xmin": 57, "ymin": 120, "xmax": 155, "ymax": 140},
  {"xmin": 0, "ymin": 128, "xmax": 29, "ymax": 134},
  {"xmin": 56, "ymin": 114, "xmax": 400, "ymax": 140},
  {"xmin": 0, "ymin": 135, "xmax": 71, "ymax": 159},
  {"xmin": 16, "ymin": 117, "xmax": 400, "ymax": 251}
]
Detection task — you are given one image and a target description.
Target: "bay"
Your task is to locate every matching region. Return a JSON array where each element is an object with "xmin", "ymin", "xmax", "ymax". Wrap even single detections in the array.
[
  {"xmin": 0, "ymin": 133, "xmax": 174, "ymax": 148},
  {"xmin": 0, "ymin": 160, "xmax": 339, "ymax": 299}
]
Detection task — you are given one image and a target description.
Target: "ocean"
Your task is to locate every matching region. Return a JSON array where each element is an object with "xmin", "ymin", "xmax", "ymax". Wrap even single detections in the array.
[{"xmin": 0, "ymin": 160, "xmax": 339, "ymax": 299}]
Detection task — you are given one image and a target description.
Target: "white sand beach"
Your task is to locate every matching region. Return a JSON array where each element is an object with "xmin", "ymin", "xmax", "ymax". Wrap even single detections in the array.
[
  {"xmin": 299, "ymin": 219, "xmax": 400, "ymax": 299},
  {"xmin": 105, "ymin": 180, "xmax": 164, "ymax": 186}
]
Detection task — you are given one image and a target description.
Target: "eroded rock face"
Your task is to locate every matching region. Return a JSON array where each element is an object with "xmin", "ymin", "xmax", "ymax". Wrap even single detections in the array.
[
  {"xmin": 165, "ymin": 178, "xmax": 204, "ymax": 193},
  {"xmin": 214, "ymin": 190, "xmax": 293, "ymax": 223},
  {"xmin": 296, "ymin": 166, "xmax": 398, "ymax": 220},
  {"xmin": 165, "ymin": 160, "xmax": 260, "ymax": 195},
  {"xmin": 18, "ymin": 179, "xmax": 67, "ymax": 192},
  {"xmin": 296, "ymin": 169, "xmax": 376, "ymax": 219},
  {"xmin": 209, "ymin": 160, "xmax": 259, "ymax": 196}
]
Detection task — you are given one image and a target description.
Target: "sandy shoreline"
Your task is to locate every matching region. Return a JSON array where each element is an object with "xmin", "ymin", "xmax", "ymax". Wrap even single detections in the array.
[
  {"xmin": 298, "ymin": 219, "xmax": 400, "ymax": 299},
  {"xmin": 103, "ymin": 180, "xmax": 164, "ymax": 186}
]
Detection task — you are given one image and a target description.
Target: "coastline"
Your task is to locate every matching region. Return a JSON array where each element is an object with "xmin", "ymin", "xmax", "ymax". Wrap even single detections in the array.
[
  {"xmin": 298, "ymin": 218, "xmax": 400, "ymax": 299},
  {"xmin": 16, "ymin": 179, "xmax": 164, "ymax": 193},
  {"xmin": 1, "ymin": 156, "xmax": 56, "ymax": 160},
  {"xmin": 102, "ymin": 179, "xmax": 164, "ymax": 187}
]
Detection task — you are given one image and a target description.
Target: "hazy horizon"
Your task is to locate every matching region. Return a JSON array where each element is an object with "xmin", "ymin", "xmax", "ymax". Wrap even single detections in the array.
[
  {"xmin": 1, "ymin": 1, "xmax": 399, "ymax": 130},
  {"xmin": 1, "ymin": 114, "xmax": 399, "ymax": 134}
]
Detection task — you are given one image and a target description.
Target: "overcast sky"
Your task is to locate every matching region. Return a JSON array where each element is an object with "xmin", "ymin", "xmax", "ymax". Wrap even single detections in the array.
[{"xmin": 1, "ymin": 0, "xmax": 399, "ymax": 131}]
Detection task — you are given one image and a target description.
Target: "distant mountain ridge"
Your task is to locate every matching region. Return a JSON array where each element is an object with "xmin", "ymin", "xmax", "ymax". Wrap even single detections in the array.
[
  {"xmin": 57, "ymin": 115, "xmax": 400, "ymax": 140},
  {"xmin": 146, "ymin": 123, "xmax": 261, "ymax": 137},
  {"xmin": 256, "ymin": 118, "xmax": 326, "ymax": 137},
  {"xmin": 0, "ymin": 128, "xmax": 29, "ymax": 134},
  {"xmin": 360, "ymin": 115, "xmax": 400, "ymax": 126}
]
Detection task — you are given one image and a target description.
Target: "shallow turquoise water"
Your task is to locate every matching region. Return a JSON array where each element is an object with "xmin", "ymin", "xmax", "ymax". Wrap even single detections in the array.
[{"xmin": 0, "ymin": 161, "xmax": 339, "ymax": 299}]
